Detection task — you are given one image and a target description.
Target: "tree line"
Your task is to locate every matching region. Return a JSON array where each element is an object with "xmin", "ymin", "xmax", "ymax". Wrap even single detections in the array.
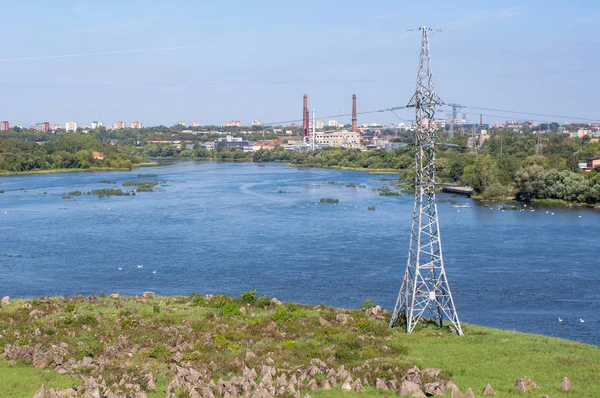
[{"xmin": 0, "ymin": 135, "xmax": 142, "ymax": 172}]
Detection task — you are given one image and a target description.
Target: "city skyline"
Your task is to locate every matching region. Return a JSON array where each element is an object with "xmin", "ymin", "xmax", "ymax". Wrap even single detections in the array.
[{"xmin": 0, "ymin": 1, "xmax": 599, "ymax": 126}]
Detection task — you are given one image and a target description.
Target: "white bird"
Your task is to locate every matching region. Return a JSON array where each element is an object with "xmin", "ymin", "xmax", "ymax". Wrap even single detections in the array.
[
  {"xmin": 580, "ymin": 318, "xmax": 585, "ymax": 323},
  {"xmin": 118, "ymin": 267, "xmax": 123, "ymax": 271},
  {"xmin": 579, "ymin": 215, "xmax": 582, "ymax": 218},
  {"xmin": 152, "ymin": 270, "xmax": 157, "ymax": 274},
  {"xmin": 137, "ymin": 265, "xmax": 144, "ymax": 269},
  {"xmin": 457, "ymin": 210, "xmax": 460, "ymax": 213},
  {"xmin": 546, "ymin": 211, "xmax": 549, "ymax": 214},
  {"xmin": 558, "ymin": 317, "xmax": 563, "ymax": 322},
  {"xmin": 551, "ymin": 212, "xmax": 554, "ymax": 215}
]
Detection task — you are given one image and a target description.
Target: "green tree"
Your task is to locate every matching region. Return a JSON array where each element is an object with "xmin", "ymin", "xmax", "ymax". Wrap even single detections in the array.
[{"xmin": 472, "ymin": 155, "xmax": 498, "ymax": 194}]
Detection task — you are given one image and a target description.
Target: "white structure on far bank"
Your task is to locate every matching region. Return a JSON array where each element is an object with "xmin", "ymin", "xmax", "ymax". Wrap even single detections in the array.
[
  {"xmin": 65, "ymin": 122, "xmax": 78, "ymax": 132},
  {"xmin": 314, "ymin": 130, "xmax": 361, "ymax": 148}
]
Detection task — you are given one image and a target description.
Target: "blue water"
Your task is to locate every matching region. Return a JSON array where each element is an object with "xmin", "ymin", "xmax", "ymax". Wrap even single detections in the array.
[{"xmin": 0, "ymin": 161, "xmax": 598, "ymax": 346}]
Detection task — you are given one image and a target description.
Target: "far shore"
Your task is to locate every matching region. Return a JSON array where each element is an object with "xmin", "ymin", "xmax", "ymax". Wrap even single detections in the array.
[
  {"xmin": 284, "ymin": 163, "xmax": 400, "ymax": 174},
  {"xmin": 0, "ymin": 162, "xmax": 158, "ymax": 177}
]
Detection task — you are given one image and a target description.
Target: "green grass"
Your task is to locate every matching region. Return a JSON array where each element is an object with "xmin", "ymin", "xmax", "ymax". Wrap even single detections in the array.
[
  {"xmin": 0, "ymin": 295, "xmax": 598, "ymax": 397},
  {"xmin": 0, "ymin": 359, "xmax": 79, "ymax": 398}
]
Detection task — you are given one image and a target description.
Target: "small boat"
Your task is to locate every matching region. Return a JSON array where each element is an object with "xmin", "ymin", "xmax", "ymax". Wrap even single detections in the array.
[{"xmin": 451, "ymin": 204, "xmax": 471, "ymax": 208}]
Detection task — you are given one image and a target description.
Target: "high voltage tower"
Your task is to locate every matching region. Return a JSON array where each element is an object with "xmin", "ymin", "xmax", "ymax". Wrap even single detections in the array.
[{"xmin": 390, "ymin": 27, "xmax": 463, "ymax": 335}]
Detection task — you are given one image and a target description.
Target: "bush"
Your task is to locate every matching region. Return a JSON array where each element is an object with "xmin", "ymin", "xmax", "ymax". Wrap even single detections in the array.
[
  {"xmin": 240, "ymin": 289, "xmax": 257, "ymax": 304},
  {"xmin": 190, "ymin": 293, "xmax": 207, "ymax": 307},
  {"xmin": 148, "ymin": 345, "xmax": 170, "ymax": 360},
  {"xmin": 210, "ymin": 294, "xmax": 232, "ymax": 308},
  {"xmin": 272, "ymin": 305, "xmax": 297, "ymax": 324},
  {"xmin": 282, "ymin": 340, "xmax": 297, "ymax": 348},
  {"xmin": 482, "ymin": 183, "xmax": 512, "ymax": 200},
  {"xmin": 335, "ymin": 340, "xmax": 362, "ymax": 361},
  {"xmin": 255, "ymin": 294, "xmax": 271, "ymax": 308},
  {"xmin": 74, "ymin": 314, "xmax": 98, "ymax": 327},
  {"xmin": 222, "ymin": 302, "xmax": 242, "ymax": 316},
  {"xmin": 360, "ymin": 299, "xmax": 376, "ymax": 310},
  {"xmin": 153, "ymin": 303, "xmax": 161, "ymax": 314}
]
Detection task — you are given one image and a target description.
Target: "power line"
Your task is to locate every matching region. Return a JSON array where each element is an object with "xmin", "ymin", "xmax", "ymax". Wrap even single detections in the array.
[
  {"xmin": 464, "ymin": 106, "xmax": 600, "ymax": 123},
  {"xmin": 261, "ymin": 106, "xmax": 404, "ymax": 126}
]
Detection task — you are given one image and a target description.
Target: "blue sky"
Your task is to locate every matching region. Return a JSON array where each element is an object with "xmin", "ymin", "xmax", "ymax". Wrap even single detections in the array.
[{"xmin": 0, "ymin": 0, "xmax": 598, "ymax": 127}]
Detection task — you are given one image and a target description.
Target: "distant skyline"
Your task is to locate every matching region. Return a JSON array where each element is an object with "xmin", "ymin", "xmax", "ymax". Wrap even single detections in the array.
[{"xmin": 0, "ymin": 0, "xmax": 599, "ymax": 127}]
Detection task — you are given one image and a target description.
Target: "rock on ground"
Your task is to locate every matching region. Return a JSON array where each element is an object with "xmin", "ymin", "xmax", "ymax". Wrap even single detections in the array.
[
  {"xmin": 559, "ymin": 376, "xmax": 572, "ymax": 391},
  {"xmin": 482, "ymin": 383, "xmax": 496, "ymax": 395}
]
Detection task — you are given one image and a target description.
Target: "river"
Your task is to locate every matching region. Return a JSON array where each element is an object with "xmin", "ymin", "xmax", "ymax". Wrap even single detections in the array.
[{"xmin": 0, "ymin": 161, "xmax": 598, "ymax": 346}]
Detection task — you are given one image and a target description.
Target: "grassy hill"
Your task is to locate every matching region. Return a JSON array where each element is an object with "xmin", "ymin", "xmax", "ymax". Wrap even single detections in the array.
[{"xmin": 0, "ymin": 292, "xmax": 598, "ymax": 397}]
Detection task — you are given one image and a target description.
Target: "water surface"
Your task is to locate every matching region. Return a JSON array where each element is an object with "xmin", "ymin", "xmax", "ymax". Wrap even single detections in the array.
[{"xmin": 0, "ymin": 161, "xmax": 598, "ymax": 345}]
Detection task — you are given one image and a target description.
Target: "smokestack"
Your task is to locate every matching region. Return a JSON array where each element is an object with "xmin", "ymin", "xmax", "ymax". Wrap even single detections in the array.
[
  {"xmin": 352, "ymin": 94, "xmax": 357, "ymax": 132},
  {"xmin": 480, "ymin": 113, "xmax": 483, "ymax": 128},
  {"xmin": 303, "ymin": 94, "xmax": 308, "ymax": 138}
]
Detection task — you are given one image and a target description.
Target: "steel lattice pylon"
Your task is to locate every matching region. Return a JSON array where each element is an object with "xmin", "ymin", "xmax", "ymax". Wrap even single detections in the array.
[{"xmin": 389, "ymin": 27, "xmax": 463, "ymax": 335}]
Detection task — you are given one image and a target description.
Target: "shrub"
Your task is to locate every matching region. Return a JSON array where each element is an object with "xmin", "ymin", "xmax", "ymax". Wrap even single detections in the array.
[
  {"xmin": 282, "ymin": 340, "xmax": 297, "ymax": 348},
  {"xmin": 213, "ymin": 334, "xmax": 228, "ymax": 347},
  {"xmin": 240, "ymin": 289, "xmax": 257, "ymax": 304},
  {"xmin": 210, "ymin": 294, "xmax": 232, "ymax": 308},
  {"xmin": 222, "ymin": 303, "xmax": 242, "ymax": 316},
  {"xmin": 360, "ymin": 299, "xmax": 376, "ymax": 310},
  {"xmin": 272, "ymin": 305, "xmax": 297, "ymax": 324},
  {"xmin": 483, "ymin": 183, "xmax": 512, "ymax": 200},
  {"xmin": 255, "ymin": 294, "xmax": 271, "ymax": 308},
  {"xmin": 335, "ymin": 340, "xmax": 362, "ymax": 361},
  {"xmin": 74, "ymin": 314, "xmax": 98, "ymax": 327},
  {"xmin": 153, "ymin": 303, "xmax": 161, "ymax": 314},
  {"xmin": 65, "ymin": 303, "xmax": 75, "ymax": 313},
  {"xmin": 148, "ymin": 345, "xmax": 170, "ymax": 360},
  {"xmin": 190, "ymin": 294, "xmax": 207, "ymax": 307}
]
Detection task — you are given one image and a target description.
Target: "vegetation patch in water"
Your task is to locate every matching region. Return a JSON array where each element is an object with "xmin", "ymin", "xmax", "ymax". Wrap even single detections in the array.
[
  {"xmin": 88, "ymin": 189, "xmax": 131, "ymax": 198},
  {"xmin": 320, "ymin": 198, "xmax": 339, "ymax": 204},
  {"xmin": 377, "ymin": 187, "xmax": 401, "ymax": 196},
  {"xmin": 137, "ymin": 174, "xmax": 158, "ymax": 178},
  {"xmin": 122, "ymin": 181, "xmax": 159, "ymax": 189},
  {"xmin": 98, "ymin": 180, "xmax": 116, "ymax": 184},
  {"xmin": 368, "ymin": 206, "xmax": 376, "ymax": 211},
  {"xmin": 439, "ymin": 199, "xmax": 457, "ymax": 204}
]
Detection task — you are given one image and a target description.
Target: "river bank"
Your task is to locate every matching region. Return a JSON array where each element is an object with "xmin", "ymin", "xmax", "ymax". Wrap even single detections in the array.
[
  {"xmin": 0, "ymin": 162, "xmax": 158, "ymax": 177},
  {"xmin": 0, "ymin": 293, "xmax": 598, "ymax": 398}
]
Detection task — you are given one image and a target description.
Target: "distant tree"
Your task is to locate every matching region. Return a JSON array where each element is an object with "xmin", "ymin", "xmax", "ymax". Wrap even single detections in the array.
[{"xmin": 472, "ymin": 155, "xmax": 498, "ymax": 194}]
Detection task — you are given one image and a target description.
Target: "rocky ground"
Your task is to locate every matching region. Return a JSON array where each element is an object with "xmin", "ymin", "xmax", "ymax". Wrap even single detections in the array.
[{"xmin": 0, "ymin": 293, "xmax": 597, "ymax": 397}]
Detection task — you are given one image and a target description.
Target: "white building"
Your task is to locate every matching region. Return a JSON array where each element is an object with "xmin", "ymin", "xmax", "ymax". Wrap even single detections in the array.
[
  {"xmin": 91, "ymin": 121, "xmax": 103, "ymax": 129},
  {"xmin": 192, "ymin": 121, "xmax": 200, "ymax": 127},
  {"xmin": 327, "ymin": 120, "xmax": 338, "ymax": 128},
  {"xmin": 251, "ymin": 120, "xmax": 262, "ymax": 126},
  {"xmin": 130, "ymin": 121, "xmax": 143, "ymax": 129},
  {"xmin": 316, "ymin": 120, "xmax": 325, "ymax": 129},
  {"xmin": 222, "ymin": 120, "xmax": 242, "ymax": 127},
  {"xmin": 314, "ymin": 130, "xmax": 361, "ymax": 148},
  {"xmin": 65, "ymin": 122, "xmax": 78, "ymax": 132}
]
